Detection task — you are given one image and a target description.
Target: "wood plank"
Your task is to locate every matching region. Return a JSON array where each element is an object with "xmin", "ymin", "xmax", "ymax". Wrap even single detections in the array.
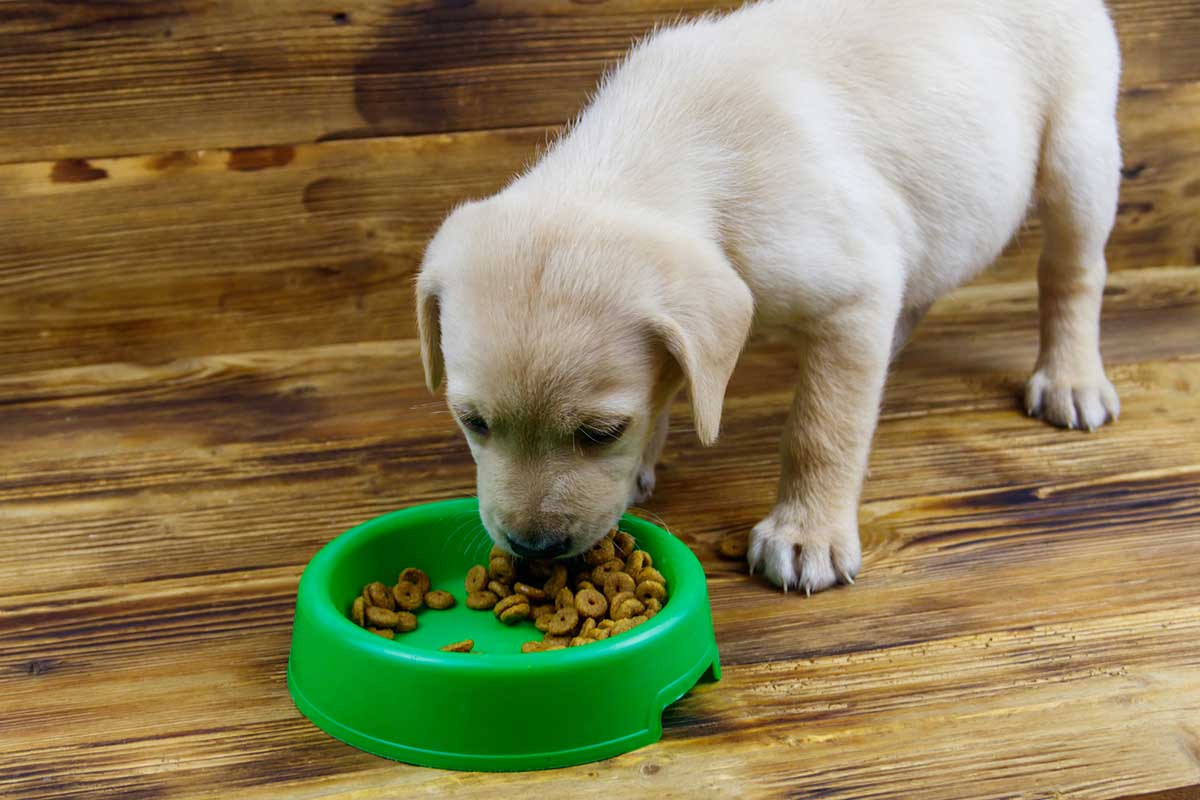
[
  {"xmin": 0, "ymin": 0, "xmax": 1196, "ymax": 163},
  {"xmin": 1, "ymin": 284, "xmax": 1198, "ymax": 796},
  {"xmin": 1, "ymin": 82, "xmax": 1196, "ymax": 376}
]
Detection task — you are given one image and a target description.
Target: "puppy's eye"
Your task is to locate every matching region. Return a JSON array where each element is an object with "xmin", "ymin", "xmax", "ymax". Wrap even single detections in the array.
[
  {"xmin": 575, "ymin": 420, "xmax": 628, "ymax": 447},
  {"xmin": 461, "ymin": 415, "xmax": 489, "ymax": 436}
]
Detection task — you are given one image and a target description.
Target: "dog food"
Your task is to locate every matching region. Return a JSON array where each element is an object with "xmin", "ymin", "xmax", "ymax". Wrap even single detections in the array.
[
  {"xmin": 463, "ymin": 528, "xmax": 669, "ymax": 651},
  {"xmin": 347, "ymin": 529, "xmax": 668, "ymax": 653}
]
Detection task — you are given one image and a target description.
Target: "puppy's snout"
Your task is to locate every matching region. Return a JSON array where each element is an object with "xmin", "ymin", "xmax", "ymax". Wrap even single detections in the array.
[{"xmin": 503, "ymin": 530, "xmax": 570, "ymax": 559}]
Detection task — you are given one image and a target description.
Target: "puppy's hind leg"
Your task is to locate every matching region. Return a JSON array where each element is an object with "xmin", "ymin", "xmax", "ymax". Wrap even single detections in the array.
[
  {"xmin": 1025, "ymin": 88, "xmax": 1121, "ymax": 430},
  {"xmin": 632, "ymin": 407, "xmax": 671, "ymax": 504}
]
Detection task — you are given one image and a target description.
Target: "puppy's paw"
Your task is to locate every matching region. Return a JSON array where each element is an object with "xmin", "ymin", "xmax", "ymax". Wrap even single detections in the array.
[
  {"xmin": 631, "ymin": 465, "xmax": 657, "ymax": 505},
  {"xmin": 747, "ymin": 507, "xmax": 861, "ymax": 595},
  {"xmin": 1025, "ymin": 366, "xmax": 1119, "ymax": 431}
]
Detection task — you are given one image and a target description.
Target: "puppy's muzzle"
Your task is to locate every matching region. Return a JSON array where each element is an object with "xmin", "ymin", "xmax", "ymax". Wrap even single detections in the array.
[{"xmin": 503, "ymin": 531, "xmax": 570, "ymax": 559}]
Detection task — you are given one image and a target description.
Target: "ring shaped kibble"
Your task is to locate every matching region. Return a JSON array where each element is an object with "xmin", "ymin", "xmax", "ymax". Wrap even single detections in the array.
[
  {"xmin": 487, "ymin": 580, "xmax": 512, "ymax": 598},
  {"xmin": 363, "ymin": 581, "xmax": 395, "ymax": 611},
  {"xmin": 543, "ymin": 564, "xmax": 569, "ymax": 597},
  {"xmin": 465, "ymin": 565, "xmax": 488, "ymax": 593},
  {"xmin": 488, "ymin": 556, "xmax": 515, "ymax": 583},
  {"xmin": 365, "ymin": 606, "xmax": 400, "ymax": 628},
  {"xmin": 555, "ymin": 587, "xmax": 575, "ymax": 610},
  {"xmin": 424, "ymin": 590, "xmax": 456, "ymax": 610},
  {"xmin": 394, "ymin": 611, "xmax": 418, "ymax": 632},
  {"xmin": 584, "ymin": 536, "xmax": 615, "ymax": 566},
  {"xmin": 496, "ymin": 599, "xmax": 531, "ymax": 625},
  {"xmin": 625, "ymin": 550, "xmax": 652, "ymax": 575},
  {"xmin": 637, "ymin": 567, "xmax": 666, "ymax": 586},
  {"xmin": 513, "ymin": 582, "xmax": 547, "ymax": 602},
  {"xmin": 612, "ymin": 596, "xmax": 646, "ymax": 621},
  {"xmin": 574, "ymin": 588, "xmax": 608, "ymax": 619},
  {"xmin": 440, "ymin": 639, "xmax": 473, "ymax": 652},
  {"xmin": 466, "ymin": 590, "xmax": 500, "ymax": 610},
  {"xmin": 398, "ymin": 567, "xmax": 431, "ymax": 595},
  {"xmin": 636, "ymin": 580, "xmax": 667, "ymax": 603},
  {"xmin": 603, "ymin": 572, "xmax": 635, "ymax": 600},
  {"xmin": 613, "ymin": 531, "xmax": 637, "ymax": 557},
  {"xmin": 392, "ymin": 581, "xmax": 424, "ymax": 611},
  {"xmin": 590, "ymin": 559, "xmax": 626, "ymax": 585},
  {"xmin": 367, "ymin": 627, "xmax": 395, "ymax": 639},
  {"xmin": 350, "ymin": 596, "xmax": 366, "ymax": 627},
  {"xmin": 546, "ymin": 606, "xmax": 580, "ymax": 635}
]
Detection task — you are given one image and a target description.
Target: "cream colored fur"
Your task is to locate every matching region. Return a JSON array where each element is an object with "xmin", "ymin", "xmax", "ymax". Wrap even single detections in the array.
[{"xmin": 417, "ymin": 0, "xmax": 1122, "ymax": 591}]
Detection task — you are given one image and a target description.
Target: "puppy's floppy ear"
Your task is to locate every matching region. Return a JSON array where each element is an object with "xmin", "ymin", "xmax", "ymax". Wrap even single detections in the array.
[
  {"xmin": 415, "ymin": 275, "xmax": 443, "ymax": 393},
  {"xmin": 649, "ymin": 238, "xmax": 754, "ymax": 446}
]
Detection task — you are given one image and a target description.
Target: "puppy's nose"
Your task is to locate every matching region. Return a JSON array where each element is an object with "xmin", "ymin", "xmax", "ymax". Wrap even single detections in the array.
[{"xmin": 504, "ymin": 532, "xmax": 570, "ymax": 559}]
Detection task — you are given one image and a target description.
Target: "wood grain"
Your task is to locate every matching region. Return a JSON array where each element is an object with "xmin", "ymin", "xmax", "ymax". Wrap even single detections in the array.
[
  {"xmin": 1, "ymin": 82, "xmax": 1196, "ymax": 376},
  {"xmin": 1, "ymin": 265, "xmax": 1198, "ymax": 799},
  {"xmin": 0, "ymin": 0, "xmax": 1196, "ymax": 163}
]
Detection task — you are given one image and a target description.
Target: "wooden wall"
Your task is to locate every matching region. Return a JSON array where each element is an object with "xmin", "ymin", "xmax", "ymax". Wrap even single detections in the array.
[{"xmin": 0, "ymin": 0, "xmax": 1197, "ymax": 374}]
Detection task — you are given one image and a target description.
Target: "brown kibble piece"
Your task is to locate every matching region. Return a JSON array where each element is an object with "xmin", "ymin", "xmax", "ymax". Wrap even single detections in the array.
[
  {"xmin": 521, "ymin": 641, "xmax": 546, "ymax": 653},
  {"xmin": 555, "ymin": 586, "xmax": 575, "ymax": 610},
  {"xmin": 531, "ymin": 603, "xmax": 554, "ymax": 620},
  {"xmin": 398, "ymin": 567, "xmax": 431, "ymax": 595},
  {"xmin": 590, "ymin": 628, "xmax": 610, "ymax": 640},
  {"xmin": 498, "ymin": 602, "xmax": 531, "ymax": 625},
  {"xmin": 574, "ymin": 579, "xmax": 596, "ymax": 592},
  {"xmin": 636, "ymin": 580, "xmax": 667, "ymax": 603},
  {"xmin": 716, "ymin": 534, "xmax": 748, "ymax": 560},
  {"xmin": 365, "ymin": 605, "xmax": 400, "ymax": 628},
  {"xmin": 580, "ymin": 617, "xmax": 597, "ymax": 637},
  {"xmin": 644, "ymin": 597, "xmax": 663, "ymax": 615},
  {"xmin": 363, "ymin": 581, "xmax": 395, "ymax": 611},
  {"xmin": 625, "ymin": 550, "xmax": 652, "ymax": 575},
  {"xmin": 367, "ymin": 627, "xmax": 395, "ymax": 639},
  {"xmin": 466, "ymin": 589, "xmax": 500, "ymax": 610},
  {"xmin": 543, "ymin": 563, "xmax": 569, "ymax": 597},
  {"xmin": 488, "ymin": 556, "xmax": 515, "ymax": 583},
  {"xmin": 392, "ymin": 581, "xmax": 424, "ymax": 611},
  {"xmin": 637, "ymin": 567, "xmax": 667, "ymax": 586},
  {"xmin": 394, "ymin": 611, "xmax": 418, "ymax": 632},
  {"xmin": 466, "ymin": 564, "xmax": 488, "ymax": 592},
  {"xmin": 569, "ymin": 636, "xmax": 593, "ymax": 647},
  {"xmin": 584, "ymin": 536, "xmax": 615, "ymax": 566},
  {"xmin": 598, "ymin": 619, "xmax": 615, "ymax": 631},
  {"xmin": 489, "ymin": 544, "xmax": 507, "ymax": 560},
  {"xmin": 488, "ymin": 580, "xmax": 512, "ymax": 598},
  {"xmin": 613, "ymin": 531, "xmax": 637, "ymax": 557},
  {"xmin": 425, "ymin": 590, "xmax": 456, "ymax": 610},
  {"xmin": 541, "ymin": 635, "xmax": 570, "ymax": 647},
  {"xmin": 547, "ymin": 605, "xmax": 579, "ymax": 635},
  {"xmin": 603, "ymin": 571, "xmax": 635, "ymax": 600},
  {"xmin": 575, "ymin": 587, "xmax": 608, "ymax": 619},
  {"xmin": 441, "ymin": 639, "xmax": 473, "ymax": 652},
  {"xmin": 591, "ymin": 559, "xmax": 626, "ymax": 585},
  {"xmin": 611, "ymin": 617, "xmax": 639, "ymax": 636},
  {"xmin": 535, "ymin": 614, "xmax": 553, "ymax": 633},
  {"xmin": 494, "ymin": 593, "xmax": 528, "ymax": 616},
  {"xmin": 350, "ymin": 596, "xmax": 366, "ymax": 627},
  {"xmin": 612, "ymin": 594, "xmax": 646, "ymax": 621},
  {"xmin": 513, "ymin": 582, "xmax": 547, "ymax": 602}
]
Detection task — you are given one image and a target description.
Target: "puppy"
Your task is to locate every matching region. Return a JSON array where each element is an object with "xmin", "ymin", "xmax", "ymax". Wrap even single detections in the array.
[{"xmin": 416, "ymin": 0, "xmax": 1121, "ymax": 592}]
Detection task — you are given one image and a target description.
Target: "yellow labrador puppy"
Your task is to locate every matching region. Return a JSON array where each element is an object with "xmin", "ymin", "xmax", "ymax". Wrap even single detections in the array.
[{"xmin": 416, "ymin": 0, "xmax": 1121, "ymax": 592}]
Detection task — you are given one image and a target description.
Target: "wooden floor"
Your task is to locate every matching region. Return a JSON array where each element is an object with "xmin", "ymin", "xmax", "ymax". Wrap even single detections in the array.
[{"xmin": 1, "ymin": 2, "xmax": 1199, "ymax": 798}]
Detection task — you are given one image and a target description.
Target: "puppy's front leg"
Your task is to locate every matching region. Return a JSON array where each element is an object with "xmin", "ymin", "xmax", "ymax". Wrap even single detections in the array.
[{"xmin": 749, "ymin": 296, "xmax": 899, "ymax": 593}]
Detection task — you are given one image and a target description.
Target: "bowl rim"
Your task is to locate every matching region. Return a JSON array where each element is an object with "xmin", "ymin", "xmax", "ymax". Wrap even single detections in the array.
[{"xmin": 298, "ymin": 497, "xmax": 709, "ymax": 669}]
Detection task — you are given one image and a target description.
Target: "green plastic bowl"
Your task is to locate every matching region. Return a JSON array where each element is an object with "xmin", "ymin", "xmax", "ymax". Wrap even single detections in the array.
[{"xmin": 287, "ymin": 498, "xmax": 720, "ymax": 771}]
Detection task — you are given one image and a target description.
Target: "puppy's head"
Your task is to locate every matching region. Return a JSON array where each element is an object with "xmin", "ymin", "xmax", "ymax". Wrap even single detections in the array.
[{"xmin": 417, "ymin": 194, "xmax": 752, "ymax": 558}]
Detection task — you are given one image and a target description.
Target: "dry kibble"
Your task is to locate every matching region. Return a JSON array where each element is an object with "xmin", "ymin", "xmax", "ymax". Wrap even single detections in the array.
[
  {"xmin": 603, "ymin": 571, "xmax": 635, "ymax": 600},
  {"xmin": 521, "ymin": 640, "xmax": 546, "ymax": 653},
  {"xmin": 575, "ymin": 588, "xmax": 608, "ymax": 619},
  {"xmin": 613, "ymin": 531, "xmax": 637, "ymax": 557},
  {"xmin": 488, "ymin": 580, "xmax": 513, "ymax": 598},
  {"xmin": 363, "ymin": 581, "xmax": 395, "ymax": 611},
  {"xmin": 350, "ymin": 596, "xmax": 366, "ymax": 627},
  {"xmin": 591, "ymin": 559, "xmax": 626, "ymax": 585},
  {"xmin": 598, "ymin": 619, "xmax": 615, "ymax": 631},
  {"xmin": 547, "ymin": 605, "xmax": 580, "ymax": 635},
  {"xmin": 716, "ymin": 534, "xmax": 748, "ymax": 560},
  {"xmin": 465, "ymin": 564, "xmax": 489, "ymax": 592},
  {"xmin": 569, "ymin": 636, "xmax": 593, "ymax": 648},
  {"xmin": 488, "ymin": 556, "xmax": 515, "ymax": 583},
  {"xmin": 531, "ymin": 603, "xmax": 554, "ymax": 620},
  {"xmin": 365, "ymin": 606, "xmax": 401, "ymax": 629},
  {"xmin": 612, "ymin": 594, "xmax": 646, "ymax": 621},
  {"xmin": 555, "ymin": 586, "xmax": 575, "ymax": 610},
  {"xmin": 580, "ymin": 617, "xmax": 597, "ymax": 637},
  {"xmin": 392, "ymin": 581, "xmax": 425, "ymax": 611},
  {"xmin": 584, "ymin": 536, "xmax": 616, "ymax": 566},
  {"xmin": 644, "ymin": 597, "xmax": 662, "ymax": 615},
  {"xmin": 489, "ymin": 544, "xmax": 508, "ymax": 560},
  {"xmin": 574, "ymin": 580, "xmax": 596, "ymax": 593},
  {"xmin": 543, "ymin": 564, "xmax": 569, "ymax": 597},
  {"xmin": 513, "ymin": 582, "xmax": 547, "ymax": 602},
  {"xmin": 636, "ymin": 580, "xmax": 667, "ymax": 603},
  {"xmin": 466, "ymin": 589, "xmax": 500, "ymax": 610},
  {"xmin": 611, "ymin": 617, "xmax": 638, "ymax": 635},
  {"xmin": 542, "ymin": 635, "xmax": 571, "ymax": 648},
  {"xmin": 494, "ymin": 593, "xmax": 530, "ymax": 621},
  {"xmin": 394, "ymin": 610, "xmax": 418, "ymax": 632},
  {"xmin": 625, "ymin": 550, "xmax": 652, "ymax": 575},
  {"xmin": 441, "ymin": 639, "xmax": 473, "ymax": 652},
  {"xmin": 398, "ymin": 567, "xmax": 431, "ymax": 595},
  {"xmin": 425, "ymin": 590, "xmax": 456, "ymax": 610},
  {"xmin": 535, "ymin": 614, "xmax": 553, "ymax": 633},
  {"xmin": 637, "ymin": 567, "xmax": 667, "ymax": 586},
  {"xmin": 367, "ymin": 627, "xmax": 395, "ymax": 639}
]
